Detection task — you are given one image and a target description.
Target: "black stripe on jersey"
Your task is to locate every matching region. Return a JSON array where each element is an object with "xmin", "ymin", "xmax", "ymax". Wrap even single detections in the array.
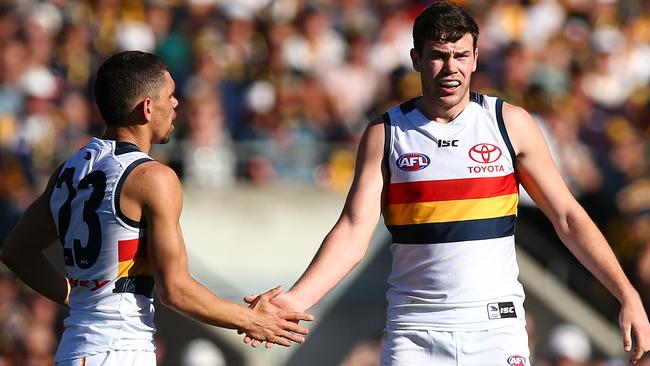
[
  {"xmin": 382, "ymin": 111, "xmax": 391, "ymax": 172},
  {"xmin": 115, "ymin": 141, "xmax": 142, "ymax": 155},
  {"xmin": 399, "ymin": 98, "xmax": 416, "ymax": 114},
  {"xmin": 495, "ymin": 99, "xmax": 517, "ymax": 170},
  {"xmin": 115, "ymin": 158, "xmax": 154, "ymax": 228},
  {"xmin": 387, "ymin": 215, "xmax": 516, "ymax": 244},
  {"xmin": 470, "ymin": 92, "xmax": 484, "ymax": 105},
  {"xmin": 113, "ymin": 275, "xmax": 154, "ymax": 298}
]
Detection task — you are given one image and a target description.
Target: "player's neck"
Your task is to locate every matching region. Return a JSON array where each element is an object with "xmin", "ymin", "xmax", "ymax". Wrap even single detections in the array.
[
  {"xmin": 415, "ymin": 94, "xmax": 470, "ymax": 124},
  {"xmin": 102, "ymin": 127, "xmax": 151, "ymax": 154}
]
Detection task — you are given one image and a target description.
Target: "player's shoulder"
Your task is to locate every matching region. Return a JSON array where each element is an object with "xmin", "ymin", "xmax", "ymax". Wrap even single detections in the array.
[
  {"xmin": 500, "ymin": 100, "xmax": 538, "ymax": 139},
  {"xmin": 501, "ymin": 101, "xmax": 535, "ymax": 125},
  {"xmin": 134, "ymin": 160, "xmax": 179, "ymax": 183},
  {"xmin": 364, "ymin": 116, "xmax": 387, "ymax": 139},
  {"xmin": 368, "ymin": 113, "xmax": 388, "ymax": 126},
  {"xmin": 125, "ymin": 161, "xmax": 181, "ymax": 200},
  {"xmin": 503, "ymin": 101, "xmax": 531, "ymax": 118},
  {"xmin": 500, "ymin": 101, "xmax": 545, "ymax": 155}
]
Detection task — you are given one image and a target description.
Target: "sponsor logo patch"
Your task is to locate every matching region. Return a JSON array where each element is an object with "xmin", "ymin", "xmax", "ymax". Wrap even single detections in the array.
[
  {"xmin": 487, "ymin": 302, "xmax": 517, "ymax": 319},
  {"xmin": 468, "ymin": 143, "xmax": 502, "ymax": 164},
  {"xmin": 467, "ymin": 143, "xmax": 504, "ymax": 174},
  {"xmin": 507, "ymin": 355, "xmax": 527, "ymax": 366},
  {"xmin": 467, "ymin": 165, "xmax": 505, "ymax": 174},
  {"xmin": 437, "ymin": 139, "xmax": 459, "ymax": 148},
  {"xmin": 396, "ymin": 153, "xmax": 430, "ymax": 171}
]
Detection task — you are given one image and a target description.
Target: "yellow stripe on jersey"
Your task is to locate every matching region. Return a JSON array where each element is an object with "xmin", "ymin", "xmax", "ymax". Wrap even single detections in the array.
[
  {"xmin": 117, "ymin": 257, "xmax": 151, "ymax": 278},
  {"xmin": 384, "ymin": 193, "xmax": 518, "ymax": 226}
]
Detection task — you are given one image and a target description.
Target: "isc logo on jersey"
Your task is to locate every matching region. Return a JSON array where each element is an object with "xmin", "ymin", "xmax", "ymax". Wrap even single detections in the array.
[{"xmin": 397, "ymin": 153, "xmax": 430, "ymax": 171}]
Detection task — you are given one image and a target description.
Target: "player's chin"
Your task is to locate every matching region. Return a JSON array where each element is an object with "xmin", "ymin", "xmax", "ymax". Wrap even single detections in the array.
[
  {"xmin": 160, "ymin": 134, "xmax": 171, "ymax": 144},
  {"xmin": 159, "ymin": 130, "xmax": 173, "ymax": 145}
]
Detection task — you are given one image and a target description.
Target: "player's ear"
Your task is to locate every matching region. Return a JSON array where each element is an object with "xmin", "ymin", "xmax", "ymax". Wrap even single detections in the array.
[
  {"xmin": 410, "ymin": 48, "xmax": 421, "ymax": 72},
  {"xmin": 142, "ymin": 98, "xmax": 153, "ymax": 122},
  {"xmin": 472, "ymin": 48, "xmax": 478, "ymax": 72}
]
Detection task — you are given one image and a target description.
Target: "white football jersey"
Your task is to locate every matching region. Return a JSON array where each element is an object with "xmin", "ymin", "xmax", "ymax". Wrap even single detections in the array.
[
  {"xmin": 50, "ymin": 138, "xmax": 156, "ymax": 360},
  {"xmin": 383, "ymin": 93, "xmax": 526, "ymax": 331}
]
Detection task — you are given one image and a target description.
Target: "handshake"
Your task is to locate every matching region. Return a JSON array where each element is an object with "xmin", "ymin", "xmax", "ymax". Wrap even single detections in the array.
[{"xmin": 236, "ymin": 286, "xmax": 313, "ymax": 348}]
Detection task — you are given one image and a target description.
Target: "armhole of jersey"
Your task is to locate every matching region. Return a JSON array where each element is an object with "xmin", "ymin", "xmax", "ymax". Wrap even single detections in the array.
[
  {"xmin": 49, "ymin": 163, "xmax": 65, "ymax": 199},
  {"xmin": 115, "ymin": 157, "xmax": 154, "ymax": 229},
  {"xmin": 382, "ymin": 112, "xmax": 392, "ymax": 179},
  {"xmin": 495, "ymin": 98, "xmax": 517, "ymax": 171}
]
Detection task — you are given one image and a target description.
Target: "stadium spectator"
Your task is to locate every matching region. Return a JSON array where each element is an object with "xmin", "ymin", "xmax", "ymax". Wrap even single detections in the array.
[{"xmin": 0, "ymin": 0, "xmax": 647, "ymax": 363}]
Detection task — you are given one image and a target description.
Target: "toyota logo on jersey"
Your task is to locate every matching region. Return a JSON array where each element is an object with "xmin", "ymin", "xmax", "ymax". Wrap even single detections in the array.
[
  {"xmin": 507, "ymin": 355, "xmax": 527, "ymax": 366},
  {"xmin": 468, "ymin": 143, "xmax": 502, "ymax": 164},
  {"xmin": 396, "ymin": 153, "xmax": 430, "ymax": 171}
]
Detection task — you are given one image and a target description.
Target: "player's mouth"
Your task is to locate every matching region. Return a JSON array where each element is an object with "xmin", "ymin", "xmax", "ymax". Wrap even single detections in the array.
[{"xmin": 438, "ymin": 79, "xmax": 461, "ymax": 94}]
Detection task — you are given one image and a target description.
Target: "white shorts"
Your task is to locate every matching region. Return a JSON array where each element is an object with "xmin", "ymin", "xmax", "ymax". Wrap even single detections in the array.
[
  {"xmin": 380, "ymin": 325, "xmax": 530, "ymax": 366},
  {"xmin": 55, "ymin": 350, "xmax": 156, "ymax": 366}
]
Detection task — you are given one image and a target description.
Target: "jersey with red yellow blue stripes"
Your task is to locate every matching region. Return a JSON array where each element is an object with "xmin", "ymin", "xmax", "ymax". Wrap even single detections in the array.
[
  {"xmin": 49, "ymin": 138, "xmax": 155, "ymax": 361},
  {"xmin": 383, "ymin": 93, "xmax": 526, "ymax": 331}
]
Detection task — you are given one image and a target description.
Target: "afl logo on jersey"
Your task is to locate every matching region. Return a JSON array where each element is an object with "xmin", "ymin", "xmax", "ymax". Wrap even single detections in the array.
[
  {"xmin": 468, "ymin": 143, "xmax": 502, "ymax": 164},
  {"xmin": 396, "ymin": 153, "xmax": 430, "ymax": 171},
  {"xmin": 507, "ymin": 355, "xmax": 527, "ymax": 366}
]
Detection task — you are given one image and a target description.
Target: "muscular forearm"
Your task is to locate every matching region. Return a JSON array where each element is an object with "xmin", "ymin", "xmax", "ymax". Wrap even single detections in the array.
[
  {"xmin": 555, "ymin": 207, "xmax": 638, "ymax": 303},
  {"xmin": 290, "ymin": 221, "xmax": 371, "ymax": 310},
  {"xmin": 1, "ymin": 249, "xmax": 69, "ymax": 307},
  {"xmin": 159, "ymin": 276, "xmax": 255, "ymax": 330},
  {"xmin": 0, "ymin": 186, "xmax": 66, "ymax": 307}
]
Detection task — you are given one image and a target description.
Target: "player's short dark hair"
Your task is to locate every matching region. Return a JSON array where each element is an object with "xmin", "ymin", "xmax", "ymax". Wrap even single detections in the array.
[
  {"xmin": 413, "ymin": 1, "xmax": 479, "ymax": 55},
  {"xmin": 94, "ymin": 51, "xmax": 169, "ymax": 126}
]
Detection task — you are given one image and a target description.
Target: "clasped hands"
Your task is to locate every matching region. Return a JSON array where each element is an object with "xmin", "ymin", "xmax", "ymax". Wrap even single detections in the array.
[{"xmin": 237, "ymin": 286, "xmax": 312, "ymax": 348}]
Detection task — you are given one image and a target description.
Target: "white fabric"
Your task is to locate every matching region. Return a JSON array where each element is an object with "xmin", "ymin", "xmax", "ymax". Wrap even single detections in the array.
[
  {"xmin": 51, "ymin": 138, "xmax": 156, "ymax": 361},
  {"xmin": 55, "ymin": 349, "xmax": 156, "ymax": 366},
  {"xmin": 380, "ymin": 325, "xmax": 530, "ymax": 366},
  {"xmin": 384, "ymin": 95, "xmax": 525, "ymax": 330}
]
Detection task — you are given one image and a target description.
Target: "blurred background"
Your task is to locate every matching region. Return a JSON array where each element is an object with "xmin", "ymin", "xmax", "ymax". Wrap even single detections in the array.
[{"xmin": 0, "ymin": 0, "xmax": 649, "ymax": 365}]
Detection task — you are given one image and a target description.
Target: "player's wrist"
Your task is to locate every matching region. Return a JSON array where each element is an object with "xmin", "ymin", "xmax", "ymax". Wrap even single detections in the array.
[
  {"xmin": 233, "ymin": 305, "xmax": 258, "ymax": 333},
  {"xmin": 618, "ymin": 288, "xmax": 642, "ymax": 307},
  {"xmin": 285, "ymin": 290, "xmax": 312, "ymax": 312}
]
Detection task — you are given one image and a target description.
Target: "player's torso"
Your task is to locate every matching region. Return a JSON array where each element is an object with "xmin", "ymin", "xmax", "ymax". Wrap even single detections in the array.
[
  {"xmin": 50, "ymin": 138, "xmax": 156, "ymax": 359},
  {"xmin": 382, "ymin": 94, "xmax": 525, "ymax": 330}
]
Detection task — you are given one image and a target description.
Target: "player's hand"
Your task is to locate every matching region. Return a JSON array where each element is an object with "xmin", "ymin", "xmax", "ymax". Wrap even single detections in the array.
[
  {"xmin": 619, "ymin": 295, "xmax": 650, "ymax": 364},
  {"xmin": 240, "ymin": 290, "xmax": 308, "ymax": 348},
  {"xmin": 241, "ymin": 286, "xmax": 313, "ymax": 348}
]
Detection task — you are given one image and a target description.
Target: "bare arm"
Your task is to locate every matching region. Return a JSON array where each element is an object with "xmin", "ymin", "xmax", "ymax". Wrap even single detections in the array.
[
  {"xmin": 125, "ymin": 162, "xmax": 312, "ymax": 346},
  {"xmin": 0, "ymin": 166, "xmax": 70, "ymax": 307},
  {"xmin": 241, "ymin": 120, "xmax": 387, "ymax": 348},
  {"xmin": 504, "ymin": 103, "xmax": 650, "ymax": 362},
  {"xmin": 283, "ymin": 121, "xmax": 386, "ymax": 311}
]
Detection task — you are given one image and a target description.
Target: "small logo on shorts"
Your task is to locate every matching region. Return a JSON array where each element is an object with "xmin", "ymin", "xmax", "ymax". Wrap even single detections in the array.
[
  {"xmin": 487, "ymin": 302, "xmax": 517, "ymax": 319},
  {"xmin": 507, "ymin": 355, "xmax": 527, "ymax": 366}
]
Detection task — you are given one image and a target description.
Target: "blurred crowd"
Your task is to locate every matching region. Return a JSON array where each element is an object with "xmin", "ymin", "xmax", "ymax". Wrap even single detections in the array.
[{"xmin": 0, "ymin": 0, "xmax": 649, "ymax": 364}]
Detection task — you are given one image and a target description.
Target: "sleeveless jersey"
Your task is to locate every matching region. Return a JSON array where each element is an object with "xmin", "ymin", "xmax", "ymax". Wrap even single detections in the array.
[
  {"xmin": 50, "ymin": 138, "xmax": 156, "ymax": 360},
  {"xmin": 383, "ymin": 93, "xmax": 526, "ymax": 331}
]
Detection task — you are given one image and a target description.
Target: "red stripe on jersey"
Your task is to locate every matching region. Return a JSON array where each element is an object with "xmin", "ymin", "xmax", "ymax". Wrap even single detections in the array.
[
  {"xmin": 118, "ymin": 237, "xmax": 147, "ymax": 262},
  {"xmin": 387, "ymin": 174, "xmax": 518, "ymax": 204}
]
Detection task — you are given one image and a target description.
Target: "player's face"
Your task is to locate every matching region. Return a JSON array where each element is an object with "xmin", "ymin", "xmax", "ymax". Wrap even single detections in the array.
[
  {"xmin": 151, "ymin": 71, "xmax": 178, "ymax": 144},
  {"xmin": 411, "ymin": 33, "xmax": 477, "ymax": 111}
]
